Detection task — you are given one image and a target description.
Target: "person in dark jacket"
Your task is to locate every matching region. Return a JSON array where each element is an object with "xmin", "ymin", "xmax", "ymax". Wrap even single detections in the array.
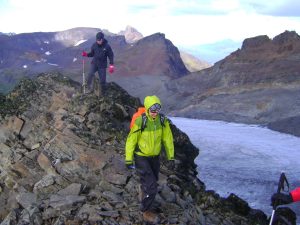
[
  {"xmin": 270, "ymin": 187, "xmax": 300, "ymax": 224},
  {"xmin": 82, "ymin": 31, "xmax": 114, "ymax": 96},
  {"xmin": 271, "ymin": 187, "xmax": 300, "ymax": 206}
]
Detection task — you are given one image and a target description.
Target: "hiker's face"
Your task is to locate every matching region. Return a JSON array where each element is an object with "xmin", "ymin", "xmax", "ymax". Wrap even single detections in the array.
[
  {"xmin": 96, "ymin": 39, "xmax": 103, "ymax": 44},
  {"xmin": 149, "ymin": 103, "xmax": 161, "ymax": 119},
  {"xmin": 149, "ymin": 110, "xmax": 158, "ymax": 119}
]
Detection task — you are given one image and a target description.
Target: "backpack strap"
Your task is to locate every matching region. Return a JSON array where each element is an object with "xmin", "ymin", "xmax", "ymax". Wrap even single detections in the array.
[
  {"xmin": 141, "ymin": 113, "xmax": 148, "ymax": 132},
  {"xmin": 133, "ymin": 113, "xmax": 169, "ymax": 133},
  {"xmin": 132, "ymin": 113, "xmax": 148, "ymax": 133},
  {"xmin": 159, "ymin": 113, "xmax": 166, "ymax": 127}
]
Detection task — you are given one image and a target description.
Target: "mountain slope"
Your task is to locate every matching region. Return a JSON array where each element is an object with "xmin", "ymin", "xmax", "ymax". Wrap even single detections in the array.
[
  {"xmin": 180, "ymin": 51, "xmax": 211, "ymax": 72},
  {"xmin": 159, "ymin": 31, "xmax": 300, "ymax": 136}
]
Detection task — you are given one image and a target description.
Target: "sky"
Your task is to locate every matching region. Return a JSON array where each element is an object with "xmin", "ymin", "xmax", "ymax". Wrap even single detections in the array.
[{"xmin": 1, "ymin": 0, "xmax": 300, "ymax": 62}]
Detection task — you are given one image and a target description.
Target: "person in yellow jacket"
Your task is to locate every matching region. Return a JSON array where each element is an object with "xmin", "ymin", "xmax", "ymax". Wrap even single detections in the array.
[{"xmin": 125, "ymin": 95, "xmax": 174, "ymax": 223}]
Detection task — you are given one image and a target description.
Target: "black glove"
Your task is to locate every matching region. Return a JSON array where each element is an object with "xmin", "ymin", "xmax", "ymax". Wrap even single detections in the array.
[
  {"xmin": 271, "ymin": 193, "xmax": 293, "ymax": 207},
  {"xmin": 126, "ymin": 164, "xmax": 135, "ymax": 170}
]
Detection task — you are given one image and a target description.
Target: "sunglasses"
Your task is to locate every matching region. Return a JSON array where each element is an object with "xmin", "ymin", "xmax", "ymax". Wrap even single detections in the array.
[{"xmin": 149, "ymin": 103, "xmax": 161, "ymax": 113}]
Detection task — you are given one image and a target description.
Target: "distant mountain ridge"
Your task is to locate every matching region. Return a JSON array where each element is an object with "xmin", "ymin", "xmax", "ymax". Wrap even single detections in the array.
[
  {"xmin": 180, "ymin": 52, "xmax": 211, "ymax": 72},
  {"xmin": 161, "ymin": 30, "xmax": 300, "ymax": 137},
  {"xmin": 1, "ymin": 28, "xmax": 299, "ymax": 137}
]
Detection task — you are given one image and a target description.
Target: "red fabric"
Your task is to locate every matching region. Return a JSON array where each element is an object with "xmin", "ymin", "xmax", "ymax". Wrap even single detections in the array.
[
  {"xmin": 82, "ymin": 51, "xmax": 87, "ymax": 57},
  {"xmin": 130, "ymin": 107, "xmax": 146, "ymax": 129},
  {"xmin": 108, "ymin": 65, "xmax": 114, "ymax": 74},
  {"xmin": 291, "ymin": 187, "xmax": 300, "ymax": 202}
]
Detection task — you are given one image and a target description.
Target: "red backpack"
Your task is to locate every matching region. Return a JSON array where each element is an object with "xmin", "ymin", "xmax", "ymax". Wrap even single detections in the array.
[
  {"xmin": 130, "ymin": 107, "xmax": 167, "ymax": 132},
  {"xmin": 130, "ymin": 107, "xmax": 146, "ymax": 129}
]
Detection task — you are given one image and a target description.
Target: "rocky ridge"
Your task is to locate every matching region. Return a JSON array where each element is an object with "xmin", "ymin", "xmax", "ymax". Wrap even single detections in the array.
[
  {"xmin": 0, "ymin": 73, "xmax": 268, "ymax": 224},
  {"xmin": 159, "ymin": 30, "xmax": 300, "ymax": 137}
]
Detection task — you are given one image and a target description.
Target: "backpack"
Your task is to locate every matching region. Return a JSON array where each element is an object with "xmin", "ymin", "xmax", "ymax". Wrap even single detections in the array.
[
  {"xmin": 130, "ymin": 107, "xmax": 146, "ymax": 129},
  {"xmin": 132, "ymin": 113, "xmax": 166, "ymax": 133}
]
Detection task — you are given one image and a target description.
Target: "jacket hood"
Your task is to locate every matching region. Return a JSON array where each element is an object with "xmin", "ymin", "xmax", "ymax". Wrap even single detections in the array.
[{"xmin": 144, "ymin": 95, "xmax": 161, "ymax": 111}]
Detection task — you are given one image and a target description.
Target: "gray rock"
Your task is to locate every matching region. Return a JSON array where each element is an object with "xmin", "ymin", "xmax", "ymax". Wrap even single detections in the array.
[
  {"xmin": 16, "ymin": 192, "xmax": 38, "ymax": 209},
  {"xmin": 49, "ymin": 194, "xmax": 86, "ymax": 210},
  {"xmin": 57, "ymin": 183, "xmax": 82, "ymax": 196},
  {"xmin": 160, "ymin": 184, "xmax": 176, "ymax": 203}
]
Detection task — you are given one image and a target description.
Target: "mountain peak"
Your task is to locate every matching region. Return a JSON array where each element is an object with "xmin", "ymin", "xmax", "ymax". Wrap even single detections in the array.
[
  {"xmin": 118, "ymin": 25, "xmax": 143, "ymax": 43},
  {"xmin": 272, "ymin": 30, "xmax": 300, "ymax": 45}
]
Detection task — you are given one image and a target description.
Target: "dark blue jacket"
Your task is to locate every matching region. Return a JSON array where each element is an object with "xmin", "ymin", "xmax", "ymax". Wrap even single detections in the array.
[{"xmin": 87, "ymin": 39, "xmax": 114, "ymax": 68}]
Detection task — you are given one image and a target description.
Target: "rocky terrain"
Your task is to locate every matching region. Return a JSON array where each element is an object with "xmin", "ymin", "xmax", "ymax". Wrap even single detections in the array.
[{"xmin": 0, "ymin": 73, "xmax": 270, "ymax": 225}]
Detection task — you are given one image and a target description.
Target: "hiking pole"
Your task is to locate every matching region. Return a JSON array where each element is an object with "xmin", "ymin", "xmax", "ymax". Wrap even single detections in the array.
[
  {"xmin": 82, "ymin": 57, "xmax": 87, "ymax": 94},
  {"xmin": 269, "ymin": 172, "xmax": 289, "ymax": 225}
]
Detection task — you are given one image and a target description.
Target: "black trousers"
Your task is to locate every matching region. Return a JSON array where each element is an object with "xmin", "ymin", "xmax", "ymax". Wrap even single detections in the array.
[
  {"xmin": 135, "ymin": 154, "xmax": 160, "ymax": 212},
  {"xmin": 87, "ymin": 64, "xmax": 106, "ymax": 91}
]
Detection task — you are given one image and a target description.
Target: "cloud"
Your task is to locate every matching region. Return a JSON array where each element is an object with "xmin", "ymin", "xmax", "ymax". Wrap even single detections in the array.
[
  {"xmin": 240, "ymin": 0, "xmax": 300, "ymax": 17},
  {"xmin": 0, "ymin": 0, "xmax": 300, "ymax": 48}
]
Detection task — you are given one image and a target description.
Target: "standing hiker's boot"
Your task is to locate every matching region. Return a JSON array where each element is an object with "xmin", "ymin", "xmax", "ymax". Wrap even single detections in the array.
[
  {"xmin": 138, "ymin": 185, "xmax": 144, "ymax": 202},
  {"xmin": 142, "ymin": 211, "xmax": 160, "ymax": 224}
]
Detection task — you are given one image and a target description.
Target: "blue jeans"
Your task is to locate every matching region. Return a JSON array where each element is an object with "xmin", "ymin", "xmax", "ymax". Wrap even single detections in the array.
[{"xmin": 87, "ymin": 64, "xmax": 106, "ymax": 91}]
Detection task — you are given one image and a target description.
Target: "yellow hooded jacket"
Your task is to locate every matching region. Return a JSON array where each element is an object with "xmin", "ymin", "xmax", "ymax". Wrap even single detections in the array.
[{"xmin": 125, "ymin": 96, "xmax": 174, "ymax": 165}]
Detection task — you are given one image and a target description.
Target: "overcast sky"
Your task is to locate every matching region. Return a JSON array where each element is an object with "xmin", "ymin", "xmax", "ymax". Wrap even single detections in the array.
[{"xmin": 1, "ymin": 0, "xmax": 300, "ymax": 48}]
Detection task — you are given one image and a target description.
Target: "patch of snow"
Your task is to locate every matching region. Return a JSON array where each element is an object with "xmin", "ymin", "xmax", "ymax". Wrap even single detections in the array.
[
  {"xmin": 45, "ymin": 51, "xmax": 51, "ymax": 55},
  {"xmin": 48, "ymin": 63, "xmax": 58, "ymax": 66},
  {"xmin": 23, "ymin": 65, "xmax": 27, "ymax": 68},
  {"xmin": 74, "ymin": 39, "xmax": 87, "ymax": 46}
]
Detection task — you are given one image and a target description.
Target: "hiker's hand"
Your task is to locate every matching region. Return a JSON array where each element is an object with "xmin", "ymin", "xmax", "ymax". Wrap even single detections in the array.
[
  {"xmin": 108, "ymin": 65, "xmax": 114, "ymax": 74},
  {"xmin": 271, "ymin": 193, "xmax": 293, "ymax": 207},
  {"xmin": 82, "ymin": 51, "xmax": 88, "ymax": 57},
  {"xmin": 126, "ymin": 164, "xmax": 135, "ymax": 170}
]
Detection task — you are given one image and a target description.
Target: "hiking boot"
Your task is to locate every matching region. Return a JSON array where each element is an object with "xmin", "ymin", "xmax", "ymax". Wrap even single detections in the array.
[
  {"xmin": 138, "ymin": 185, "xmax": 144, "ymax": 202},
  {"xmin": 142, "ymin": 210, "xmax": 160, "ymax": 224}
]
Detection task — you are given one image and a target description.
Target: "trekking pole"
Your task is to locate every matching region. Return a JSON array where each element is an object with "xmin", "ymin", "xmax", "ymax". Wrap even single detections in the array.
[
  {"xmin": 82, "ymin": 57, "xmax": 87, "ymax": 94},
  {"xmin": 269, "ymin": 172, "xmax": 289, "ymax": 225}
]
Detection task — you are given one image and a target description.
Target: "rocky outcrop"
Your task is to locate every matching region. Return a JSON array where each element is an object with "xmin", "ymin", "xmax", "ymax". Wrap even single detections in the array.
[
  {"xmin": 0, "ymin": 73, "xmax": 268, "ymax": 224},
  {"xmin": 267, "ymin": 116, "xmax": 300, "ymax": 137}
]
